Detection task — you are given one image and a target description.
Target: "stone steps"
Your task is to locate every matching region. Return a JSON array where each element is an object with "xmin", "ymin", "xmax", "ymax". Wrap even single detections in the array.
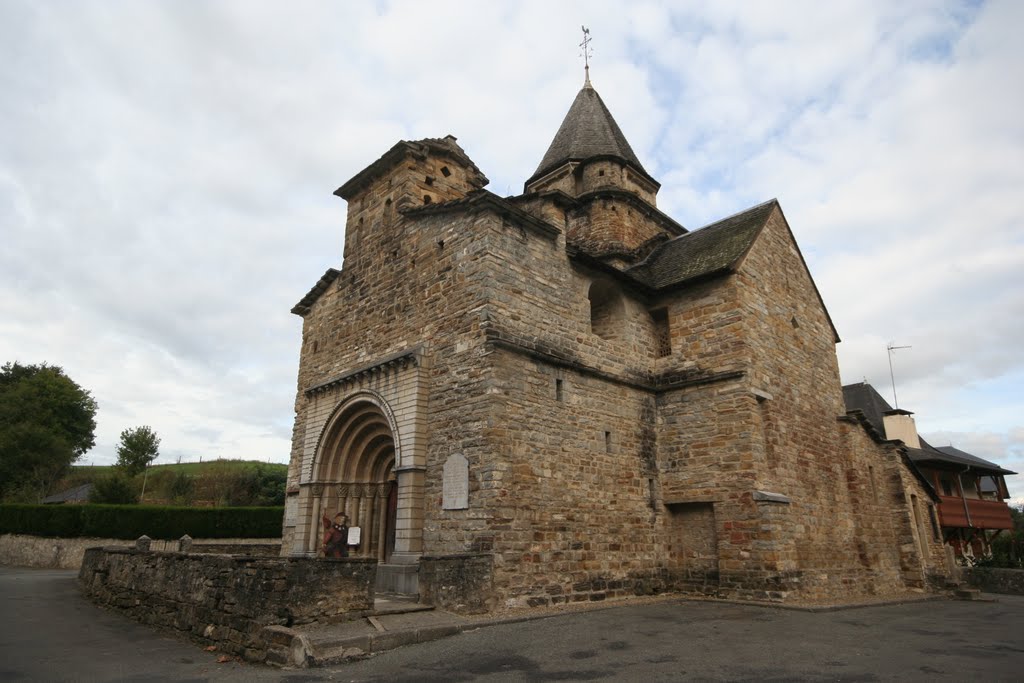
[
  {"xmin": 261, "ymin": 594, "xmax": 445, "ymax": 667},
  {"xmin": 937, "ymin": 579, "xmax": 997, "ymax": 603},
  {"xmin": 954, "ymin": 588, "xmax": 985, "ymax": 601},
  {"xmin": 945, "ymin": 582, "xmax": 997, "ymax": 602},
  {"xmin": 371, "ymin": 593, "xmax": 431, "ymax": 616},
  {"xmin": 305, "ymin": 605, "xmax": 464, "ymax": 666}
]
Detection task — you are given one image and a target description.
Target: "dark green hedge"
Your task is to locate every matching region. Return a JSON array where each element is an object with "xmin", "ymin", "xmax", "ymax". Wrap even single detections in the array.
[{"xmin": 0, "ymin": 504, "xmax": 283, "ymax": 540}]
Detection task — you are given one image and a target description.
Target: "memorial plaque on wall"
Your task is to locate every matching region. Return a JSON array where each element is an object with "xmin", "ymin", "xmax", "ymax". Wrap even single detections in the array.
[{"xmin": 443, "ymin": 453, "xmax": 469, "ymax": 510}]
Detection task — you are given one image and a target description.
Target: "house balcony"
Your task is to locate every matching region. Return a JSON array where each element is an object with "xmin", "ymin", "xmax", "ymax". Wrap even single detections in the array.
[{"xmin": 936, "ymin": 495, "xmax": 1013, "ymax": 530}]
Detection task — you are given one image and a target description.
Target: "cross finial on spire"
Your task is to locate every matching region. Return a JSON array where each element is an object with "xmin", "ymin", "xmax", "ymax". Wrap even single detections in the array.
[{"xmin": 579, "ymin": 26, "xmax": 593, "ymax": 87}]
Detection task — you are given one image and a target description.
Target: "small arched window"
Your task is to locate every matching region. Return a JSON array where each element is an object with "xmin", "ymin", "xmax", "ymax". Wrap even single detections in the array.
[{"xmin": 588, "ymin": 280, "xmax": 623, "ymax": 340}]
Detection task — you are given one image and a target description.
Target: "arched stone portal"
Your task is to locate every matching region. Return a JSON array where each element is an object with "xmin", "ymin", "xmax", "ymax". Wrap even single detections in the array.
[{"xmin": 306, "ymin": 397, "xmax": 402, "ymax": 563}]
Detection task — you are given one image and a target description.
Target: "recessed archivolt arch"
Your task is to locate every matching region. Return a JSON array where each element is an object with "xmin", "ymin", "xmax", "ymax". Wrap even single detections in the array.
[
  {"xmin": 306, "ymin": 390, "xmax": 405, "ymax": 562},
  {"xmin": 312, "ymin": 390, "xmax": 403, "ymax": 480}
]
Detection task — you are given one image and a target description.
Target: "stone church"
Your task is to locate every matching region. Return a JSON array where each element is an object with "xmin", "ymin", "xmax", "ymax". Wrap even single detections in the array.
[{"xmin": 283, "ymin": 74, "xmax": 949, "ymax": 610}]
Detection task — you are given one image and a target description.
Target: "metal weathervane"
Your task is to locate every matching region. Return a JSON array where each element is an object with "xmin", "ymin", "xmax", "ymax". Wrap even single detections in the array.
[{"xmin": 580, "ymin": 26, "xmax": 593, "ymax": 84}]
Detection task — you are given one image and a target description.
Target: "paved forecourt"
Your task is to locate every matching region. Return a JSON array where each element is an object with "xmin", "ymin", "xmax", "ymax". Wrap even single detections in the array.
[{"xmin": 3, "ymin": 567, "xmax": 1022, "ymax": 682}]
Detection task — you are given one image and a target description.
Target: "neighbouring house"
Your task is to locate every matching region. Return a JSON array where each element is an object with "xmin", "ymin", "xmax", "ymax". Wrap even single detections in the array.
[
  {"xmin": 843, "ymin": 382, "xmax": 1015, "ymax": 560},
  {"xmin": 282, "ymin": 72, "xmax": 950, "ymax": 610}
]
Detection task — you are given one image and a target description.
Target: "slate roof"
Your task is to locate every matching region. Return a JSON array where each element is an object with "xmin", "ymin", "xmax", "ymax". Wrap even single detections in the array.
[
  {"xmin": 932, "ymin": 445, "xmax": 1015, "ymax": 475},
  {"xmin": 905, "ymin": 447, "xmax": 1016, "ymax": 476},
  {"xmin": 527, "ymin": 84, "xmax": 655, "ymax": 187},
  {"xmin": 842, "ymin": 382, "xmax": 1016, "ymax": 475},
  {"xmin": 291, "ymin": 268, "xmax": 341, "ymax": 316},
  {"xmin": 41, "ymin": 483, "xmax": 92, "ymax": 504},
  {"xmin": 841, "ymin": 383, "xmax": 895, "ymax": 437},
  {"xmin": 626, "ymin": 199, "xmax": 777, "ymax": 290}
]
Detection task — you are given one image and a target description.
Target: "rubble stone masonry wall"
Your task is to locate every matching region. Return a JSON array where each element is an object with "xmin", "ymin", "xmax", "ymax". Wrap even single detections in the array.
[
  {"xmin": 419, "ymin": 553, "xmax": 495, "ymax": 614},
  {"xmin": 486, "ymin": 354, "xmax": 661, "ymax": 607},
  {"xmin": 734, "ymin": 206, "xmax": 946, "ymax": 599},
  {"xmin": 79, "ymin": 547, "xmax": 374, "ymax": 660},
  {"xmin": 286, "ymin": 165, "xmax": 500, "ymax": 553},
  {"xmin": 567, "ymin": 194, "xmax": 670, "ymax": 257},
  {"xmin": 963, "ymin": 567, "xmax": 1024, "ymax": 595}
]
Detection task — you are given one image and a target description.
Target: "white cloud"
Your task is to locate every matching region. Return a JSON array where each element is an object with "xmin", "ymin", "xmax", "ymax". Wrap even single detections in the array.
[{"xmin": 0, "ymin": 0, "xmax": 1021, "ymax": 486}]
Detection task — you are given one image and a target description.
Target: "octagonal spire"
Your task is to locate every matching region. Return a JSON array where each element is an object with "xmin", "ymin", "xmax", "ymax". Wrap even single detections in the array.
[{"xmin": 527, "ymin": 83, "xmax": 654, "ymax": 188}]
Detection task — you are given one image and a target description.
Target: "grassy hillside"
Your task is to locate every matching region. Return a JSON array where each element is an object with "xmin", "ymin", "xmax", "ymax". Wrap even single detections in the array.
[
  {"xmin": 59, "ymin": 460, "xmax": 287, "ymax": 506},
  {"xmin": 68, "ymin": 460, "xmax": 285, "ymax": 479}
]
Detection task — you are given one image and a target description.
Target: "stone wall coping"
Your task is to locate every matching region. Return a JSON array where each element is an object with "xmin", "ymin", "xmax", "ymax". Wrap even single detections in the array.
[
  {"xmin": 402, "ymin": 189, "xmax": 561, "ymax": 242},
  {"xmin": 4, "ymin": 534, "xmax": 279, "ymax": 540},
  {"xmin": 752, "ymin": 490, "xmax": 791, "ymax": 504},
  {"xmin": 88, "ymin": 545, "xmax": 377, "ymax": 564}
]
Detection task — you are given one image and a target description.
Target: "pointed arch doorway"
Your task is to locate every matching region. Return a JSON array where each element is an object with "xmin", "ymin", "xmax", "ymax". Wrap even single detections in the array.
[{"xmin": 313, "ymin": 397, "xmax": 399, "ymax": 563}]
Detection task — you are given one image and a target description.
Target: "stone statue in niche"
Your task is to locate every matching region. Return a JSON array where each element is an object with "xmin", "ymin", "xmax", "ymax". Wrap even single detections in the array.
[{"xmin": 443, "ymin": 453, "xmax": 469, "ymax": 510}]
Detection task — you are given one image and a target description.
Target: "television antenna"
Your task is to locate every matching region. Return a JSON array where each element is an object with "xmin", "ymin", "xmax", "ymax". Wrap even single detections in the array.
[{"xmin": 887, "ymin": 342, "xmax": 912, "ymax": 408}]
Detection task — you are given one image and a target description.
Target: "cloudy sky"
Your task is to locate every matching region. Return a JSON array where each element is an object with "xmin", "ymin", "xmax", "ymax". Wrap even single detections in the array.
[{"xmin": 1, "ymin": 1, "xmax": 1021, "ymax": 501}]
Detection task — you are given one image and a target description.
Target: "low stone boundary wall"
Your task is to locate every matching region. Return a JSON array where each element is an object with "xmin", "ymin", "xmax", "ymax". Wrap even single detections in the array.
[
  {"xmin": 78, "ymin": 547, "xmax": 376, "ymax": 661},
  {"xmin": 0, "ymin": 534, "xmax": 280, "ymax": 569},
  {"xmin": 963, "ymin": 567, "xmax": 1024, "ymax": 596},
  {"xmin": 189, "ymin": 542, "xmax": 281, "ymax": 556},
  {"xmin": 419, "ymin": 553, "xmax": 494, "ymax": 614}
]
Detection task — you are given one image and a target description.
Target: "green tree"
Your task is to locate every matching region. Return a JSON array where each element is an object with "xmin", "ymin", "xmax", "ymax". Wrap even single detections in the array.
[
  {"xmin": 116, "ymin": 426, "xmax": 160, "ymax": 476},
  {"xmin": 255, "ymin": 463, "xmax": 287, "ymax": 506},
  {"xmin": 89, "ymin": 472, "xmax": 139, "ymax": 504},
  {"xmin": 167, "ymin": 471, "xmax": 195, "ymax": 505},
  {"xmin": 984, "ymin": 504, "xmax": 1024, "ymax": 568},
  {"xmin": 0, "ymin": 362, "xmax": 98, "ymax": 502},
  {"xmin": 223, "ymin": 466, "xmax": 281, "ymax": 507}
]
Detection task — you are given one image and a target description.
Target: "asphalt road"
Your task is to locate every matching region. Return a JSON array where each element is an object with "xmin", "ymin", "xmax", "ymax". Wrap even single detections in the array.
[
  {"xmin": 2, "ymin": 567, "xmax": 1023, "ymax": 682},
  {"xmin": 0, "ymin": 568, "xmax": 286, "ymax": 683}
]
